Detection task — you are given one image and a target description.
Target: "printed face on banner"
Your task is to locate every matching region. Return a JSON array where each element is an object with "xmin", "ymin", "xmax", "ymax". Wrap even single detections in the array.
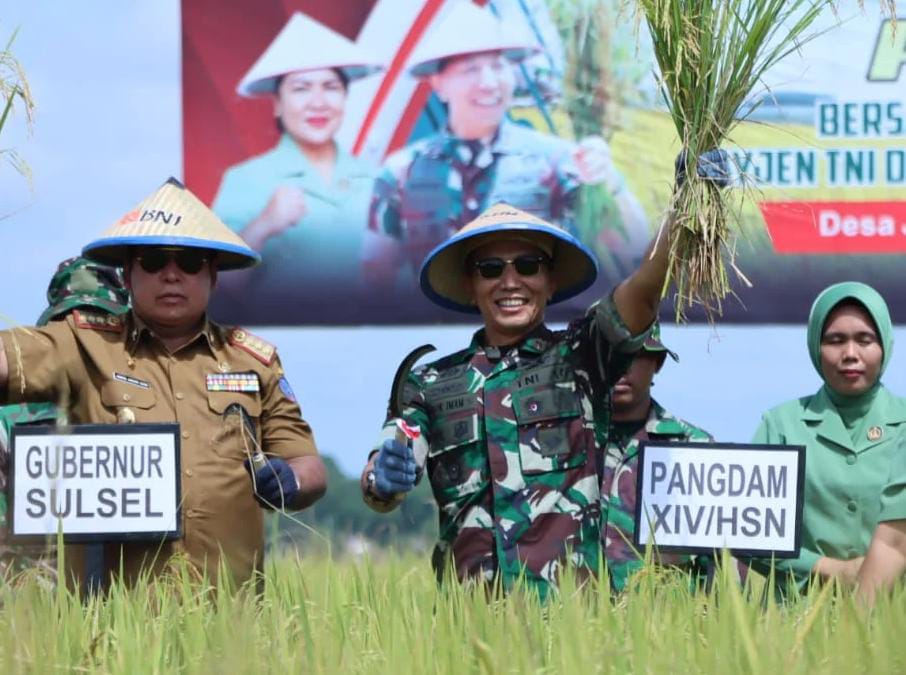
[
  {"xmin": 182, "ymin": 1, "xmax": 906, "ymax": 326},
  {"xmin": 275, "ymin": 69, "xmax": 348, "ymax": 148},
  {"xmin": 429, "ymin": 53, "xmax": 516, "ymax": 140}
]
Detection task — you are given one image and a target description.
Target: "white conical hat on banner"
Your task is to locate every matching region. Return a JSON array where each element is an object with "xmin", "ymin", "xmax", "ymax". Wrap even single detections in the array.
[
  {"xmin": 83, "ymin": 178, "xmax": 260, "ymax": 271},
  {"xmin": 419, "ymin": 203, "xmax": 598, "ymax": 313},
  {"xmin": 408, "ymin": 2, "xmax": 539, "ymax": 78},
  {"xmin": 238, "ymin": 12, "xmax": 384, "ymax": 97}
]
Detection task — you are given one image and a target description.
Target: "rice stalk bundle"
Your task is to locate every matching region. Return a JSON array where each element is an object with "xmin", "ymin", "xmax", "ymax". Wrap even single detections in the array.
[{"xmin": 635, "ymin": 0, "xmax": 835, "ymax": 319}]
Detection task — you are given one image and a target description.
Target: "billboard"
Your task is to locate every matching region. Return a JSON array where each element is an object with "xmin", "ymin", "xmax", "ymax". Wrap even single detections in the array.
[{"xmin": 182, "ymin": 0, "xmax": 906, "ymax": 325}]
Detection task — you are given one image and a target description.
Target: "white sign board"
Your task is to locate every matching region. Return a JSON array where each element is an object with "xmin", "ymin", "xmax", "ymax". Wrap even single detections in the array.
[
  {"xmin": 634, "ymin": 442, "xmax": 805, "ymax": 557},
  {"xmin": 10, "ymin": 424, "xmax": 181, "ymax": 542}
]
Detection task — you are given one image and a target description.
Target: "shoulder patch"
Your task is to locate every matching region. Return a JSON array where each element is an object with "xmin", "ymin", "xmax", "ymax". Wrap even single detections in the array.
[
  {"xmin": 228, "ymin": 327, "xmax": 276, "ymax": 365},
  {"xmin": 72, "ymin": 309, "xmax": 124, "ymax": 332}
]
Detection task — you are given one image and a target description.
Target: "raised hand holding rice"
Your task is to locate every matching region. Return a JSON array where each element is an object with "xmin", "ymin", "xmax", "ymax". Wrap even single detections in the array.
[{"xmin": 636, "ymin": 0, "xmax": 838, "ymax": 319}]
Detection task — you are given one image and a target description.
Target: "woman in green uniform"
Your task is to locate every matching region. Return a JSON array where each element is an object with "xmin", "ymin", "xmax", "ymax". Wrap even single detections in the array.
[
  {"xmin": 212, "ymin": 12, "xmax": 383, "ymax": 323},
  {"xmin": 751, "ymin": 281, "xmax": 906, "ymax": 596}
]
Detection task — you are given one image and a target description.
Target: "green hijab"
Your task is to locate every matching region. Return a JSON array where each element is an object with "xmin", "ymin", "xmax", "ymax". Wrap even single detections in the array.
[
  {"xmin": 806, "ymin": 282, "xmax": 893, "ymax": 438},
  {"xmin": 807, "ymin": 281, "xmax": 893, "ymax": 377}
]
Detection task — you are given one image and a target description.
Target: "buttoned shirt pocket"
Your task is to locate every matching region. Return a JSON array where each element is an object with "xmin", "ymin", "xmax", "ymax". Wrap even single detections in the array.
[
  {"xmin": 513, "ymin": 385, "xmax": 588, "ymax": 474},
  {"xmin": 206, "ymin": 391, "xmax": 263, "ymax": 460},
  {"xmin": 100, "ymin": 380, "xmax": 157, "ymax": 420},
  {"xmin": 426, "ymin": 398, "xmax": 486, "ymax": 509}
]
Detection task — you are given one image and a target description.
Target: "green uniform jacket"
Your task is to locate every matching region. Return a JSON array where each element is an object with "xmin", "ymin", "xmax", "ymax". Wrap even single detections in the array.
[
  {"xmin": 751, "ymin": 385, "xmax": 906, "ymax": 593},
  {"xmin": 879, "ymin": 444, "xmax": 906, "ymax": 522}
]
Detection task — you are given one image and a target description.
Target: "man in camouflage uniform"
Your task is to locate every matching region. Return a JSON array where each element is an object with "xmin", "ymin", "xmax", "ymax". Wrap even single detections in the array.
[
  {"xmin": 601, "ymin": 323, "xmax": 717, "ymax": 593},
  {"xmin": 360, "ymin": 201, "xmax": 671, "ymax": 597},
  {"xmin": 0, "ymin": 257, "xmax": 129, "ymax": 577},
  {"xmin": 361, "ymin": 3, "xmax": 648, "ymax": 299}
]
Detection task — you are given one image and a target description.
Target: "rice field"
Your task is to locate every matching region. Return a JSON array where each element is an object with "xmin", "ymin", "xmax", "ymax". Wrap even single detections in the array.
[{"xmin": 1, "ymin": 552, "xmax": 905, "ymax": 674}]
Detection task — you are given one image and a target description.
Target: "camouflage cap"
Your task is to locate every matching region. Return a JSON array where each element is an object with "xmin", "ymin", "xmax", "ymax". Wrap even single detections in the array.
[
  {"xmin": 36, "ymin": 257, "xmax": 130, "ymax": 326},
  {"xmin": 643, "ymin": 321, "xmax": 678, "ymax": 362}
]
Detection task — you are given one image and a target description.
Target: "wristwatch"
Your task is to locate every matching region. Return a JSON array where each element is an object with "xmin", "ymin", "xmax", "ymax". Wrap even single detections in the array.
[
  {"xmin": 362, "ymin": 468, "xmax": 402, "ymax": 513},
  {"xmin": 366, "ymin": 470, "xmax": 380, "ymax": 496}
]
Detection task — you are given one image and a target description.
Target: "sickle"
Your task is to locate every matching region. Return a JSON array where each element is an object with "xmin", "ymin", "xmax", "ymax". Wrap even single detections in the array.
[{"xmin": 389, "ymin": 343, "xmax": 436, "ymax": 420}]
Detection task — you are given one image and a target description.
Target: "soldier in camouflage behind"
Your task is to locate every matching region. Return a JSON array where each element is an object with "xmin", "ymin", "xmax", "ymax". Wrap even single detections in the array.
[
  {"xmin": 359, "ymin": 199, "xmax": 673, "ymax": 598},
  {"xmin": 601, "ymin": 323, "xmax": 725, "ymax": 593},
  {"xmin": 0, "ymin": 257, "xmax": 129, "ymax": 577}
]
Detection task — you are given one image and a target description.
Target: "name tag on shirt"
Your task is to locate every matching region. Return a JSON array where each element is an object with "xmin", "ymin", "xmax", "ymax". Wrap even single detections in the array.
[
  {"xmin": 114, "ymin": 372, "xmax": 150, "ymax": 389},
  {"xmin": 206, "ymin": 372, "xmax": 260, "ymax": 393}
]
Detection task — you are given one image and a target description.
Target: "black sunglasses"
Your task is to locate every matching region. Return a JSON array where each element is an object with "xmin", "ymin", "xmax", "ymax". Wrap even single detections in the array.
[
  {"xmin": 135, "ymin": 248, "xmax": 209, "ymax": 275},
  {"xmin": 471, "ymin": 254, "xmax": 552, "ymax": 279}
]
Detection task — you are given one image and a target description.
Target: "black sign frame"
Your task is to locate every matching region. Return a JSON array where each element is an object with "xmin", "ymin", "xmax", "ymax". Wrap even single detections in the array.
[
  {"xmin": 8, "ymin": 423, "xmax": 182, "ymax": 544},
  {"xmin": 632, "ymin": 441, "xmax": 806, "ymax": 558}
]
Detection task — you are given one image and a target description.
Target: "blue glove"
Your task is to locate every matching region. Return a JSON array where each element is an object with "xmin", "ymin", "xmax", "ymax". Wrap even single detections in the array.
[
  {"xmin": 245, "ymin": 457, "xmax": 299, "ymax": 510},
  {"xmin": 373, "ymin": 438, "xmax": 417, "ymax": 498},
  {"xmin": 674, "ymin": 149, "xmax": 733, "ymax": 189}
]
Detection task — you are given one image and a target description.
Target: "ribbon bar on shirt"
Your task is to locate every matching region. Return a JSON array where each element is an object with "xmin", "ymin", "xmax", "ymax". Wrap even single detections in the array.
[{"xmin": 206, "ymin": 372, "xmax": 260, "ymax": 392}]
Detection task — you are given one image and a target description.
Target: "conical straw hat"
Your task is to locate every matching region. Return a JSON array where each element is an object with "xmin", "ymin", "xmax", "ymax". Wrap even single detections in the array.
[
  {"xmin": 408, "ymin": 2, "xmax": 538, "ymax": 77},
  {"xmin": 238, "ymin": 12, "xmax": 384, "ymax": 97},
  {"xmin": 419, "ymin": 202, "xmax": 598, "ymax": 313},
  {"xmin": 82, "ymin": 178, "xmax": 260, "ymax": 271}
]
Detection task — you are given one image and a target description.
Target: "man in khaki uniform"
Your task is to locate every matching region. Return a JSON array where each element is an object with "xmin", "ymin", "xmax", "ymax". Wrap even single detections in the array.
[{"xmin": 0, "ymin": 178, "xmax": 326, "ymax": 587}]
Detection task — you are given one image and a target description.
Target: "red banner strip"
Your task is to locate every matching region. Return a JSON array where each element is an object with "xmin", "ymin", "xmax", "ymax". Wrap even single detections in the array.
[
  {"xmin": 760, "ymin": 201, "xmax": 906, "ymax": 254},
  {"xmin": 352, "ymin": 0, "xmax": 446, "ymax": 155}
]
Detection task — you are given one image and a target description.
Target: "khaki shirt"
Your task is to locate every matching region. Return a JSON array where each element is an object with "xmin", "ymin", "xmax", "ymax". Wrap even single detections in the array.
[{"xmin": 1, "ymin": 310, "xmax": 317, "ymax": 586}]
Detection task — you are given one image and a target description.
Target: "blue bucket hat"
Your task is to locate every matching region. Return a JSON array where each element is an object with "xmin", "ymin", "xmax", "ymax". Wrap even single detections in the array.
[{"xmin": 419, "ymin": 202, "xmax": 598, "ymax": 313}]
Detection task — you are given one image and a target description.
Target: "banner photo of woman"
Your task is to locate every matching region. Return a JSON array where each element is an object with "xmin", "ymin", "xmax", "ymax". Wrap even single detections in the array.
[{"xmin": 182, "ymin": 0, "xmax": 906, "ymax": 325}]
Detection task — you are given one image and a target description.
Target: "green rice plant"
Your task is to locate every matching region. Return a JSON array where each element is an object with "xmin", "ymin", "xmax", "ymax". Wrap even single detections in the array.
[
  {"xmin": 634, "ymin": 0, "xmax": 836, "ymax": 320},
  {"xmin": 1, "ymin": 553, "xmax": 906, "ymax": 673},
  {"xmin": 0, "ymin": 26, "xmax": 35, "ymax": 188}
]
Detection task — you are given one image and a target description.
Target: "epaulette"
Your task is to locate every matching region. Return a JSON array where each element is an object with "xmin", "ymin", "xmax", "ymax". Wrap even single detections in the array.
[
  {"xmin": 72, "ymin": 309, "xmax": 124, "ymax": 332},
  {"xmin": 228, "ymin": 327, "xmax": 276, "ymax": 366}
]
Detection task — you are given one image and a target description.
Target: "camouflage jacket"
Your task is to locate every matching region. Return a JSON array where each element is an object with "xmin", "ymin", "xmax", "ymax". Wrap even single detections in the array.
[
  {"xmin": 0, "ymin": 403, "xmax": 60, "ymax": 492},
  {"xmin": 374, "ymin": 295, "xmax": 647, "ymax": 597},
  {"xmin": 368, "ymin": 120, "xmax": 581, "ymax": 273},
  {"xmin": 0, "ymin": 402, "xmax": 60, "ymax": 576},
  {"xmin": 601, "ymin": 400, "xmax": 714, "ymax": 592}
]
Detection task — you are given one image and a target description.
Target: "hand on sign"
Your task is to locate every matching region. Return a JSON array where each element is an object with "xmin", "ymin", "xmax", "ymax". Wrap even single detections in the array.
[
  {"xmin": 674, "ymin": 149, "xmax": 734, "ymax": 189},
  {"xmin": 373, "ymin": 438, "xmax": 417, "ymax": 498},
  {"xmin": 245, "ymin": 456, "xmax": 300, "ymax": 510}
]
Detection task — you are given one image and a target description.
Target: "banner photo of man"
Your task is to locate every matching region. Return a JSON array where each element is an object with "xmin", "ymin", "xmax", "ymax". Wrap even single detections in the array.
[{"xmin": 183, "ymin": 0, "xmax": 906, "ymax": 325}]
